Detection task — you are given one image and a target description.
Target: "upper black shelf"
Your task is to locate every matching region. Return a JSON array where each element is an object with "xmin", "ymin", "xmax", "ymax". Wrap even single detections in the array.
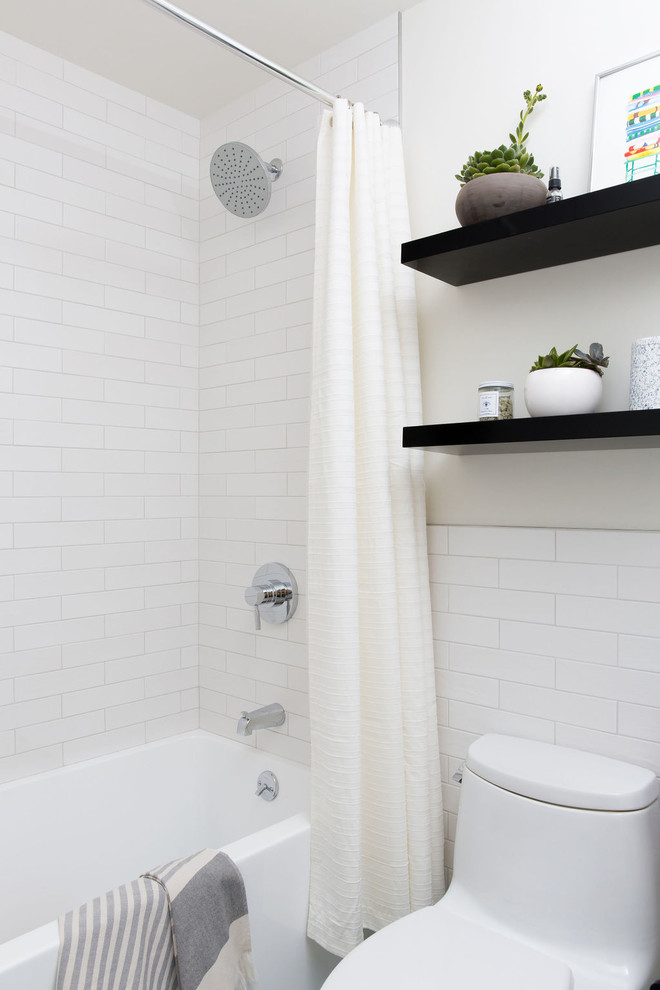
[
  {"xmin": 403, "ymin": 410, "xmax": 660, "ymax": 455},
  {"xmin": 401, "ymin": 174, "xmax": 660, "ymax": 285}
]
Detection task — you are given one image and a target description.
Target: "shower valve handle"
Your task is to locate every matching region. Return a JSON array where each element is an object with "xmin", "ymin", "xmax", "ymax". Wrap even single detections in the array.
[
  {"xmin": 245, "ymin": 581, "xmax": 289, "ymax": 607},
  {"xmin": 246, "ymin": 582, "xmax": 289, "ymax": 631},
  {"xmin": 244, "ymin": 564, "xmax": 298, "ymax": 630}
]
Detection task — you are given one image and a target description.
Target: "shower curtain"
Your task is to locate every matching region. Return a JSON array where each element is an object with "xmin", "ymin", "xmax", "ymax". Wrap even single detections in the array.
[{"xmin": 307, "ymin": 99, "xmax": 444, "ymax": 959}]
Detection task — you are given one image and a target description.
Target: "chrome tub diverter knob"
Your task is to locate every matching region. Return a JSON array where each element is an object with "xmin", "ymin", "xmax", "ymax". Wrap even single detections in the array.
[{"xmin": 255, "ymin": 770, "xmax": 279, "ymax": 801}]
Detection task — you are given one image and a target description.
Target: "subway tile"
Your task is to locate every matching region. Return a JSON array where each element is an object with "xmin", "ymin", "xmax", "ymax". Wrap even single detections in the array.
[
  {"xmin": 62, "ymin": 588, "xmax": 144, "ymax": 620},
  {"xmin": 105, "ymin": 649, "xmax": 181, "ymax": 684},
  {"xmin": 16, "ymin": 218, "xmax": 104, "ymax": 262},
  {"xmin": 106, "ymin": 694, "xmax": 180, "ymax": 731},
  {"xmin": 433, "ymin": 612, "xmax": 499, "ymax": 649},
  {"xmin": 15, "ymin": 663, "xmax": 103, "ymax": 702},
  {"xmin": 14, "ymin": 521, "xmax": 103, "ymax": 548},
  {"xmin": 499, "ymin": 681, "xmax": 616, "ymax": 732},
  {"xmin": 14, "ymin": 368, "xmax": 99, "ymax": 401},
  {"xmin": 0, "ymin": 646, "xmax": 61, "ymax": 679},
  {"xmin": 62, "ymin": 496, "xmax": 144, "ymax": 521},
  {"xmin": 429, "ymin": 553, "xmax": 498, "ymax": 587},
  {"xmin": 556, "ymin": 529, "xmax": 660, "ymax": 567},
  {"xmin": 437, "ymin": 669, "xmax": 499, "ymax": 708},
  {"xmin": 618, "ymin": 634, "xmax": 660, "ymax": 672},
  {"xmin": 62, "ymin": 448, "xmax": 145, "ymax": 473},
  {"xmin": 0, "ymin": 496, "xmax": 60, "ymax": 523},
  {"xmin": 556, "ymin": 659, "xmax": 660, "ymax": 707},
  {"xmin": 557, "ymin": 594, "xmax": 660, "ymax": 638},
  {"xmin": 14, "ymin": 472, "xmax": 102, "ymax": 497},
  {"xmin": 449, "ymin": 643, "xmax": 555, "ymax": 688},
  {"xmin": 15, "ymin": 616, "xmax": 104, "ymax": 652},
  {"xmin": 63, "ymin": 632, "xmax": 145, "ymax": 668},
  {"xmin": 104, "ymin": 605, "xmax": 181, "ymax": 638},
  {"xmin": 63, "ymin": 725, "xmax": 146, "ymax": 765},
  {"xmin": 500, "ymin": 559, "xmax": 618, "ymax": 598},
  {"xmin": 146, "ymin": 709, "xmax": 199, "ymax": 742},
  {"xmin": 62, "ymin": 542, "xmax": 144, "ymax": 571},
  {"xmin": 448, "ymin": 585, "xmax": 554, "ymax": 624},
  {"xmin": 14, "ymin": 420, "xmax": 103, "ymax": 448},
  {"xmin": 500, "ymin": 619, "xmax": 618, "ymax": 664},
  {"xmin": 619, "ymin": 566, "xmax": 660, "ymax": 603},
  {"xmin": 0, "ymin": 694, "xmax": 61, "ymax": 731},
  {"xmin": 14, "ymin": 567, "xmax": 103, "ymax": 600},
  {"xmin": 63, "ymin": 679, "xmax": 144, "ymax": 717},
  {"xmin": 619, "ymin": 703, "xmax": 660, "ymax": 743},
  {"xmin": 105, "ymin": 517, "xmax": 180, "ymax": 544},
  {"xmin": 16, "ymin": 711, "xmax": 104, "ymax": 753},
  {"xmin": 427, "ymin": 526, "xmax": 449, "ymax": 555},
  {"xmin": 448, "ymin": 526, "xmax": 555, "ymax": 560},
  {"xmin": 447, "ymin": 700, "xmax": 554, "ymax": 743}
]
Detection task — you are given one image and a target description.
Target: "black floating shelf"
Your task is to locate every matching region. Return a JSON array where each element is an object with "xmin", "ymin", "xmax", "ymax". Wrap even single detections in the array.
[
  {"xmin": 401, "ymin": 174, "xmax": 660, "ymax": 285},
  {"xmin": 402, "ymin": 410, "xmax": 660, "ymax": 455}
]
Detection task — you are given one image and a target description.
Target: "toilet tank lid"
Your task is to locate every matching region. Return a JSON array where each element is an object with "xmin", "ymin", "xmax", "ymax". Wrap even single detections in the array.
[{"xmin": 466, "ymin": 735, "xmax": 659, "ymax": 811}]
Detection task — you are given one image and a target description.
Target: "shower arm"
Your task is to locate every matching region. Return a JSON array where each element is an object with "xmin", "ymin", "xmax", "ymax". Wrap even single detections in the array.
[{"xmin": 142, "ymin": 0, "xmax": 339, "ymax": 109}]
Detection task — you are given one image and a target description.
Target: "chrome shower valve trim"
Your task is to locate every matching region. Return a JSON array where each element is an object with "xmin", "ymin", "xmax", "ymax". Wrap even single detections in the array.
[{"xmin": 244, "ymin": 562, "xmax": 297, "ymax": 630}]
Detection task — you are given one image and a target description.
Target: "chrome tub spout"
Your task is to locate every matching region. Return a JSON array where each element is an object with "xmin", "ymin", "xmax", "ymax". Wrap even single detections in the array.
[{"xmin": 237, "ymin": 703, "xmax": 286, "ymax": 736}]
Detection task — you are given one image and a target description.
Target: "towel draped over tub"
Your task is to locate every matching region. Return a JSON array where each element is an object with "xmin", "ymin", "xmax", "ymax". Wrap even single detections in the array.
[{"xmin": 56, "ymin": 849, "xmax": 256, "ymax": 990}]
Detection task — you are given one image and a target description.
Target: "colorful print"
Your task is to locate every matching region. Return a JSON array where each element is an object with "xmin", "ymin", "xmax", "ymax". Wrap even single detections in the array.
[{"xmin": 625, "ymin": 84, "xmax": 660, "ymax": 180}]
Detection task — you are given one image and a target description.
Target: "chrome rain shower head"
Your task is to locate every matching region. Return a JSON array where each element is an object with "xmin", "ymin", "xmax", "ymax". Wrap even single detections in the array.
[{"xmin": 210, "ymin": 141, "xmax": 283, "ymax": 218}]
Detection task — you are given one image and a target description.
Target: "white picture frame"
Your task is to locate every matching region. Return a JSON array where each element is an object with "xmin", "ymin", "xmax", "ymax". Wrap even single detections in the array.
[{"xmin": 590, "ymin": 50, "xmax": 660, "ymax": 192}]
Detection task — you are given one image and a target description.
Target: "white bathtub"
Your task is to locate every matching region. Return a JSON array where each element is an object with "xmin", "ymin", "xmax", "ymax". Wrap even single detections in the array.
[{"xmin": 0, "ymin": 730, "xmax": 336, "ymax": 990}]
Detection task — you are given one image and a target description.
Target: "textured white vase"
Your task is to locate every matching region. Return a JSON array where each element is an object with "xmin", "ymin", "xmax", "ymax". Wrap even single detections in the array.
[
  {"xmin": 629, "ymin": 336, "xmax": 660, "ymax": 409},
  {"xmin": 524, "ymin": 368, "xmax": 603, "ymax": 417}
]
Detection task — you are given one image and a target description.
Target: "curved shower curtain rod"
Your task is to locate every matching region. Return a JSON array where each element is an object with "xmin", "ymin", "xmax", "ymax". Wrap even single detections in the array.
[{"xmin": 142, "ymin": 0, "xmax": 339, "ymax": 108}]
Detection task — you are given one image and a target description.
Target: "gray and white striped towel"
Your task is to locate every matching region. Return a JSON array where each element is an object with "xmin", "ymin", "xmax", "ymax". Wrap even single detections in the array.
[{"xmin": 56, "ymin": 849, "xmax": 255, "ymax": 990}]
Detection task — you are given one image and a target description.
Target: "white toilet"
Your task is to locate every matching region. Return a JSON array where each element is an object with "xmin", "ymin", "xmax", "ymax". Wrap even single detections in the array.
[{"xmin": 322, "ymin": 734, "xmax": 660, "ymax": 990}]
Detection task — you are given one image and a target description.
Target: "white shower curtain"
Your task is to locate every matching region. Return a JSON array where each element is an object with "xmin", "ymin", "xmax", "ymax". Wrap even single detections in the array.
[{"xmin": 307, "ymin": 99, "xmax": 444, "ymax": 959}]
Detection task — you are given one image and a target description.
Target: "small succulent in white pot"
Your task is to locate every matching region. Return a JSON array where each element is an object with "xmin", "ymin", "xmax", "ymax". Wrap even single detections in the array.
[{"xmin": 524, "ymin": 343, "xmax": 610, "ymax": 417}]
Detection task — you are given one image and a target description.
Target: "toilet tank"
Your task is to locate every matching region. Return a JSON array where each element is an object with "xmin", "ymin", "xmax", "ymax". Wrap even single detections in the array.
[{"xmin": 446, "ymin": 735, "xmax": 660, "ymax": 988}]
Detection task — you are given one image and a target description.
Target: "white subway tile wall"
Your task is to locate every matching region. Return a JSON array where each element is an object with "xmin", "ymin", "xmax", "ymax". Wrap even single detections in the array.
[
  {"xmin": 430, "ymin": 524, "xmax": 660, "ymax": 877},
  {"xmin": 0, "ymin": 29, "xmax": 201, "ymax": 784},
  {"xmin": 198, "ymin": 17, "xmax": 399, "ymax": 766},
  {"xmin": 0, "ymin": 18, "xmax": 399, "ymax": 782}
]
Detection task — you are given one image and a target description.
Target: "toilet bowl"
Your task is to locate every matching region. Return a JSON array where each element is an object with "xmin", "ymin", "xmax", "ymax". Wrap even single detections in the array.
[
  {"xmin": 321, "ymin": 734, "xmax": 660, "ymax": 990},
  {"xmin": 321, "ymin": 903, "xmax": 573, "ymax": 990}
]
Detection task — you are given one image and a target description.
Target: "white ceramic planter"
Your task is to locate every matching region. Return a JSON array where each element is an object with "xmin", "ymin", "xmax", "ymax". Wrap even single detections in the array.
[{"xmin": 524, "ymin": 367, "xmax": 603, "ymax": 417}]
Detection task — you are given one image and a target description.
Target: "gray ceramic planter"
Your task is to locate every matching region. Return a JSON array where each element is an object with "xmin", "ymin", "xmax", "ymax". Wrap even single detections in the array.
[{"xmin": 455, "ymin": 173, "xmax": 547, "ymax": 226}]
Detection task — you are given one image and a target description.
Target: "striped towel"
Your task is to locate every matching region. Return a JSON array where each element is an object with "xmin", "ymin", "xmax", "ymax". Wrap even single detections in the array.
[{"xmin": 56, "ymin": 849, "xmax": 256, "ymax": 990}]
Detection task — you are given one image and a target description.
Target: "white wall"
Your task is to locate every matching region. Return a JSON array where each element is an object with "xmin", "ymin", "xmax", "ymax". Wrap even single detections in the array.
[
  {"xmin": 429, "ymin": 523, "xmax": 660, "ymax": 873},
  {"xmin": 402, "ymin": 0, "xmax": 660, "ymax": 529},
  {"xmin": 197, "ymin": 17, "xmax": 400, "ymax": 766},
  {"xmin": 0, "ymin": 31, "xmax": 200, "ymax": 784}
]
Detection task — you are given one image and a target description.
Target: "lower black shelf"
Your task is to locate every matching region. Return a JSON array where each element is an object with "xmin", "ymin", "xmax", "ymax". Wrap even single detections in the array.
[{"xmin": 402, "ymin": 410, "xmax": 660, "ymax": 455}]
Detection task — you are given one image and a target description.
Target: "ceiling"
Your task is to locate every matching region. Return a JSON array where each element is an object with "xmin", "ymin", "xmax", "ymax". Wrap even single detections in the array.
[{"xmin": 0, "ymin": 0, "xmax": 417, "ymax": 119}]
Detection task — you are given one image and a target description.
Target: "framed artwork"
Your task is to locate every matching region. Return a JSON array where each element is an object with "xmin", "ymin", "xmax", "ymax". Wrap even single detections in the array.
[{"xmin": 590, "ymin": 50, "xmax": 660, "ymax": 191}]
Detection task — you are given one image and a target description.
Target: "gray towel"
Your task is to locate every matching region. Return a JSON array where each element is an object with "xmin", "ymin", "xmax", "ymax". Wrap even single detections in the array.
[
  {"xmin": 56, "ymin": 849, "xmax": 255, "ymax": 990},
  {"xmin": 145, "ymin": 849, "xmax": 256, "ymax": 990}
]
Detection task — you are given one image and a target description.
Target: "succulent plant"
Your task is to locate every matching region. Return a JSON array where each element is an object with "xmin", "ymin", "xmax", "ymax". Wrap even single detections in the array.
[
  {"xmin": 572, "ymin": 342, "xmax": 610, "ymax": 376},
  {"xmin": 530, "ymin": 343, "xmax": 610, "ymax": 376},
  {"xmin": 456, "ymin": 85, "xmax": 547, "ymax": 185}
]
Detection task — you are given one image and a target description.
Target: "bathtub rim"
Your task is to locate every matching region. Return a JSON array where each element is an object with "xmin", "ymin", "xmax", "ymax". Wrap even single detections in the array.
[
  {"xmin": 0, "ymin": 727, "xmax": 305, "ymax": 796},
  {"xmin": 0, "ymin": 812, "xmax": 313, "ymax": 985}
]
